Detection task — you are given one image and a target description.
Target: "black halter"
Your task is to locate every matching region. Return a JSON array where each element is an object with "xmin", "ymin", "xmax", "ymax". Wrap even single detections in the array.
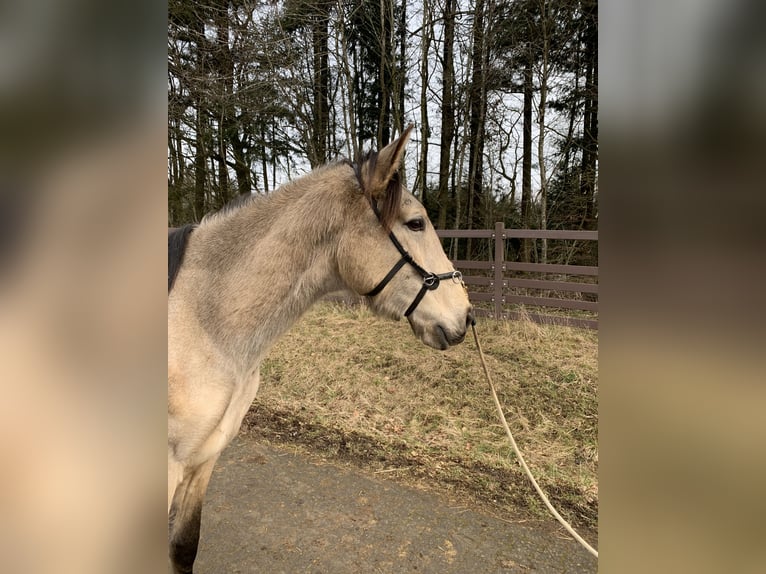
[{"xmin": 363, "ymin": 201, "xmax": 463, "ymax": 317}]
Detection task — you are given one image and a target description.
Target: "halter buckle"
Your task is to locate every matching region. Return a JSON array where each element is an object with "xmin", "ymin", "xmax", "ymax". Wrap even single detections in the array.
[{"xmin": 423, "ymin": 274, "xmax": 440, "ymax": 290}]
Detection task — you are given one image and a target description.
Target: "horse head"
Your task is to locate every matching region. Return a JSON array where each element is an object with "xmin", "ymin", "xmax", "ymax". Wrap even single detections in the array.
[{"xmin": 339, "ymin": 125, "xmax": 474, "ymax": 350}]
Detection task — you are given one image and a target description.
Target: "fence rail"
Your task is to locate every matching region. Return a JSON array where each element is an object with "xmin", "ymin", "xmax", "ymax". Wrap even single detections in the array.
[{"xmin": 437, "ymin": 222, "xmax": 598, "ymax": 329}]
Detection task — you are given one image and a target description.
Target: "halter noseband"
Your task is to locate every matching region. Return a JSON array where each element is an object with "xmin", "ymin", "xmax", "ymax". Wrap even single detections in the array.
[{"xmin": 363, "ymin": 200, "xmax": 463, "ymax": 317}]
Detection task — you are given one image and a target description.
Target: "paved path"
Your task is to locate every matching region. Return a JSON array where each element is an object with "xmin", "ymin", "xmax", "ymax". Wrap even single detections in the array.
[{"xmin": 195, "ymin": 436, "xmax": 597, "ymax": 573}]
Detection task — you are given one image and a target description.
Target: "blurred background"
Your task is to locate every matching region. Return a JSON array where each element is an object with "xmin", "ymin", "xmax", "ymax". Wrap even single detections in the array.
[
  {"xmin": 0, "ymin": 0, "xmax": 166, "ymax": 572},
  {"xmin": 0, "ymin": 0, "xmax": 764, "ymax": 572}
]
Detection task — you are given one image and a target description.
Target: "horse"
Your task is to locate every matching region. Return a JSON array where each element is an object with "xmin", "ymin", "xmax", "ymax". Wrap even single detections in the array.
[{"xmin": 168, "ymin": 126, "xmax": 474, "ymax": 573}]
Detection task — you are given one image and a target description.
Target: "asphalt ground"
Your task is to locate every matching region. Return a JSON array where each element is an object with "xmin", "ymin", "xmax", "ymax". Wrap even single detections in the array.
[{"xmin": 192, "ymin": 435, "xmax": 597, "ymax": 573}]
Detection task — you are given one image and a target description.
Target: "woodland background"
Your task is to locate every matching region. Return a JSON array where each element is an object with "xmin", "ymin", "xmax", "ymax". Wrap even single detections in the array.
[{"xmin": 168, "ymin": 0, "xmax": 597, "ymax": 263}]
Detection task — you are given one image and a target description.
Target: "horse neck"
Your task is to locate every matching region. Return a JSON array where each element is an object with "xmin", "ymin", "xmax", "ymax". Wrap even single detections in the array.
[{"xmin": 192, "ymin": 182, "xmax": 347, "ymax": 369}]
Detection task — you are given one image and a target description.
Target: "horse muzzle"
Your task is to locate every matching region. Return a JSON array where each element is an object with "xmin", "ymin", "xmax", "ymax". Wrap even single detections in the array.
[{"xmin": 413, "ymin": 308, "xmax": 474, "ymax": 350}]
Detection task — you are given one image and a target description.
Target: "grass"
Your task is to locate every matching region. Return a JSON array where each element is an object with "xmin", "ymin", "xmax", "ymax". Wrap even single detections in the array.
[{"xmin": 244, "ymin": 301, "xmax": 598, "ymax": 534}]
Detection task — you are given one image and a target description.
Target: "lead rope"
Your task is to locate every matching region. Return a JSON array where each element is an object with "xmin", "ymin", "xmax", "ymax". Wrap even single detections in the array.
[{"xmin": 470, "ymin": 322, "xmax": 599, "ymax": 559}]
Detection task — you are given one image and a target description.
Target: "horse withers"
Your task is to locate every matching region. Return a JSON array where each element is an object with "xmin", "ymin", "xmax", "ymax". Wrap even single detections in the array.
[{"xmin": 167, "ymin": 126, "xmax": 473, "ymax": 573}]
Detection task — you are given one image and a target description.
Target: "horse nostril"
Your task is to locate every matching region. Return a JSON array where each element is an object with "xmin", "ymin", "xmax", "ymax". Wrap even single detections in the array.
[{"xmin": 466, "ymin": 309, "xmax": 476, "ymax": 327}]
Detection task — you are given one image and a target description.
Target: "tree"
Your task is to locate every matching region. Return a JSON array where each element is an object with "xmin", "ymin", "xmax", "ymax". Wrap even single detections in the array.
[
  {"xmin": 466, "ymin": 0, "xmax": 489, "ymax": 257},
  {"xmin": 344, "ymin": 0, "xmax": 405, "ymax": 151},
  {"xmin": 414, "ymin": 0, "xmax": 433, "ymax": 203},
  {"xmin": 579, "ymin": 0, "xmax": 598, "ymax": 230},
  {"xmin": 280, "ymin": 0, "xmax": 334, "ymax": 167},
  {"xmin": 166, "ymin": 0, "xmax": 598, "ymax": 242},
  {"xmin": 436, "ymin": 0, "xmax": 456, "ymax": 230}
]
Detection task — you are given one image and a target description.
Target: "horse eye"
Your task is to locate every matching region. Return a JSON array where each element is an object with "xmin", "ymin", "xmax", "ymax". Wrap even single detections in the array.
[{"xmin": 405, "ymin": 218, "xmax": 425, "ymax": 232}]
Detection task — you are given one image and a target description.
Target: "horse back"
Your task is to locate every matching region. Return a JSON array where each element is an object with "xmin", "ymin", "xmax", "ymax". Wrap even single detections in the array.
[{"xmin": 168, "ymin": 224, "xmax": 196, "ymax": 293}]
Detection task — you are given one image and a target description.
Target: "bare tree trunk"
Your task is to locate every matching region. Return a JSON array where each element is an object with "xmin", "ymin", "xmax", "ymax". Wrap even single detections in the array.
[
  {"xmin": 394, "ymin": 0, "xmax": 407, "ymax": 187},
  {"xmin": 521, "ymin": 55, "xmax": 533, "ymax": 261},
  {"xmin": 392, "ymin": 0, "xmax": 406, "ymax": 136},
  {"xmin": 562, "ymin": 57, "xmax": 580, "ymax": 204},
  {"xmin": 214, "ymin": 1, "xmax": 233, "ymax": 207},
  {"xmin": 335, "ymin": 1, "xmax": 358, "ymax": 160},
  {"xmin": 261, "ymin": 124, "xmax": 269, "ymax": 193},
  {"xmin": 194, "ymin": 110, "xmax": 207, "ymax": 221},
  {"xmin": 450, "ymin": 72, "xmax": 470, "ymax": 259},
  {"xmin": 217, "ymin": 118, "xmax": 229, "ymax": 206},
  {"xmin": 377, "ymin": 0, "xmax": 392, "ymax": 147},
  {"xmin": 353, "ymin": 40, "xmax": 364, "ymax": 154},
  {"xmin": 230, "ymin": 136, "xmax": 252, "ymax": 197},
  {"xmin": 537, "ymin": 0, "xmax": 549, "ymax": 264},
  {"xmin": 437, "ymin": 0, "xmax": 455, "ymax": 229},
  {"xmin": 467, "ymin": 0, "xmax": 487, "ymax": 258},
  {"xmin": 580, "ymin": 0, "xmax": 598, "ymax": 230},
  {"xmin": 311, "ymin": 6, "xmax": 330, "ymax": 167},
  {"xmin": 272, "ymin": 123, "xmax": 277, "ymax": 189},
  {"xmin": 416, "ymin": 0, "xmax": 432, "ymax": 202}
]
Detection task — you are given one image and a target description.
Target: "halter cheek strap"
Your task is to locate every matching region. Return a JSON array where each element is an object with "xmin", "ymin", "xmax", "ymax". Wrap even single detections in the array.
[{"xmin": 363, "ymin": 201, "xmax": 463, "ymax": 317}]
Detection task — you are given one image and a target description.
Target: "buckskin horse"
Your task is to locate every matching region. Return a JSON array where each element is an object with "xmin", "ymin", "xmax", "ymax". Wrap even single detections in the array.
[{"xmin": 168, "ymin": 126, "xmax": 473, "ymax": 573}]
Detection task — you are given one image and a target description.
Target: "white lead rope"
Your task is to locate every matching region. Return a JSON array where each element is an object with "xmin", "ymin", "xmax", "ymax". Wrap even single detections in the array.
[{"xmin": 471, "ymin": 323, "xmax": 599, "ymax": 559}]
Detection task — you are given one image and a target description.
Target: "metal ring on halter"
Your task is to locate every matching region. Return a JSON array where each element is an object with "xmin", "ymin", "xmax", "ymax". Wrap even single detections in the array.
[
  {"xmin": 363, "ymin": 196, "xmax": 462, "ymax": 317},
  {"xmin": 423, "ymin": 274, "xmax": 439, "ymax": 289}
]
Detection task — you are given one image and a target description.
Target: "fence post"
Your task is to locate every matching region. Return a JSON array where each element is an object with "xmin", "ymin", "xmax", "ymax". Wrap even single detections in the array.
[{"xmin": 494, "ymin": 222, "xmax": 505, "ymax": 320}]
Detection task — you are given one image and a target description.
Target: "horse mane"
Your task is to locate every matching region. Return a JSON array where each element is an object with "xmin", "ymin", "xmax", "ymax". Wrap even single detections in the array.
[
  {"xmin": 200, "ymin": 160, "xmax": 350, "ymax": 227},
  {"xmin": 176, "ymin": 153, "xmax": 400, "ymax": 273},
  {"xmin": 168, "ymin": 224, "xmax": 196, "ymax": 293}
]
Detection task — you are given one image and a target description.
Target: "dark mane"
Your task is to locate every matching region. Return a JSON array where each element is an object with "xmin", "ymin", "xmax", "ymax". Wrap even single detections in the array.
[{"xmin": 168, "ymin": 224, "xmax": 196, "ymax": 293}]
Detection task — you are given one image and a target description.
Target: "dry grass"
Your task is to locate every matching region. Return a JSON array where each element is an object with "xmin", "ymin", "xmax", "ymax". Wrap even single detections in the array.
[{"xmin": 244, "ymin": 301, "xmax": 598, "ymax": 533}]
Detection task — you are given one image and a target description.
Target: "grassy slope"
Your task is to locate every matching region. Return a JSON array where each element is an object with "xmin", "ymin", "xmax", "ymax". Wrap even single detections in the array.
[{"xmin": 244, "ymin": 302, "xmax": 598, "ymax": 533}]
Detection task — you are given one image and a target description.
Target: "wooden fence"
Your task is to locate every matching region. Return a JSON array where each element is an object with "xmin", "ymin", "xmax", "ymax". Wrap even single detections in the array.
[{"xmin": 437, "ymin": 222, "xmax": 598, "ymax": 329}]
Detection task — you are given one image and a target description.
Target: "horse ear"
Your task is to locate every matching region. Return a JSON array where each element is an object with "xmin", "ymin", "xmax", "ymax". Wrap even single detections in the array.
[{"xmin": 362, "ymin": 124, "xmax": 414, "ymax": 199}]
